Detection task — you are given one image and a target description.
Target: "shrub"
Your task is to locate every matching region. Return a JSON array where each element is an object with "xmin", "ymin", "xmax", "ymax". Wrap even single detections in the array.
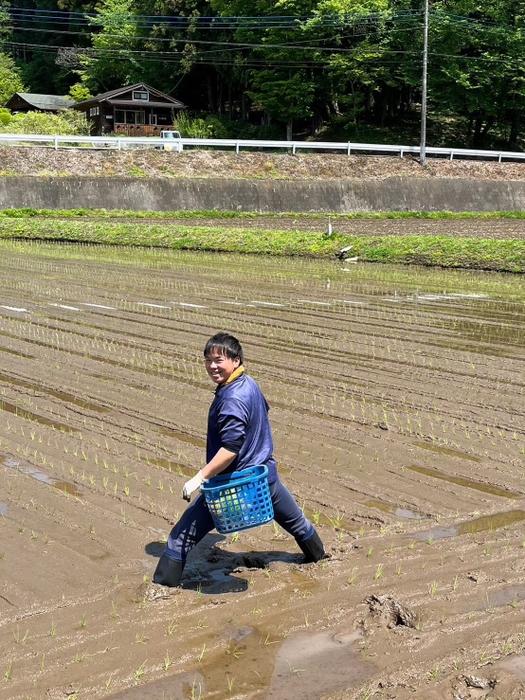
[
  {"xmin": 0, "ymin": 109, "xmax": 91, "ymax": 135},
  {"xmin": 174, "ymin": 112, "xmax": 228, "ymax": 138},
  {"xmin": 173, "ymin": 112, "xmax": 283, "ymax": 140},
  {"xmin": 0, "ymin": 108, "xmax": 11, "ymax": 126}
]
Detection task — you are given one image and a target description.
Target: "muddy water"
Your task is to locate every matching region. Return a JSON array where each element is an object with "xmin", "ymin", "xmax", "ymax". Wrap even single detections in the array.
[
  {"xmin": 0, "ymin": 241, "xmax": 525, "ymax": 700},
  {"xmin": 1, "ymin": 451, "xmax": 83, "ymax": 497}
]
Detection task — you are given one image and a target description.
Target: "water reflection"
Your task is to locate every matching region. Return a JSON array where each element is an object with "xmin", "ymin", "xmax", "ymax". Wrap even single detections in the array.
[
  {"xmin": 410, "ymin": 510, "xmax": 525, "ymax": 541},
  {"xmin": 411, "ymin": 442, "xmax": 481, "ymax": 463},
  {"xmin": 0, "ymin": 399, "xmax": 78, "ymax": 433},
  {"xmin": 408, "ymin": 465, "xmax": 521, "ymax": 499},
  {"xmin": 365, "ymin": 499, "xmax": 427, "ymax": 520},
  {"xmin": 1, "ymin": 452, "xmax": 82, "ymax": 498}
]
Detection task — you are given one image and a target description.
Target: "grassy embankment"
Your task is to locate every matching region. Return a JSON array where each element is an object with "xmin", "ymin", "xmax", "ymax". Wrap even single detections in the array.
[{"xmin": 0, "ymin": 209, "xmax": 524, "ymax": 273}]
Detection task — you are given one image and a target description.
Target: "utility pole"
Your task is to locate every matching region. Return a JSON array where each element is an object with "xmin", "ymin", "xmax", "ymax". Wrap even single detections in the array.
[{"xmin": 420, "ymin": 0, "xmax": 429, "ymax": 166}]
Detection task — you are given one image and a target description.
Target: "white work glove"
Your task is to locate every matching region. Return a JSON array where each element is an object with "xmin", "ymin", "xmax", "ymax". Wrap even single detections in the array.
[{"xmin": 182, "ymin": 471, "xmax": 207, "ymax": 502}]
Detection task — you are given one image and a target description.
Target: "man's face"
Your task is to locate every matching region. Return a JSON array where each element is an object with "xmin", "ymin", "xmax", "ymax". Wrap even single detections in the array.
[{"xmin": 205, "ymin": 349, "xmax": 240, "ymax": 385}]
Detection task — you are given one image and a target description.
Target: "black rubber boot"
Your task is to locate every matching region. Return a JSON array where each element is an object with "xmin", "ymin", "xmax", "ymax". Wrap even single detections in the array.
[
  {"xmin": 297, "ymin": 529, "xmax": 325, "ymax": 563},
  {"xmin": 153, "ymin": 553, "xmax": 185, "ymax": 587}
]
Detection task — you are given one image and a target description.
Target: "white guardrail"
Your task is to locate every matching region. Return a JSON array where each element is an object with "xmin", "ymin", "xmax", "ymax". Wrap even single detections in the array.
[{"xmin": 0, "ymin": 132, "xmax": 524, "ymax": 162}]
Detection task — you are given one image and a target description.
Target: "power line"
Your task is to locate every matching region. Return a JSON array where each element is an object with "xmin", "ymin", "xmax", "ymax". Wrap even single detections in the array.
[
  {"xmin": 7, "ymin": 6, "xmax": 525, "ymax": 31},
  {"xmin": 6, "ymin": 6, "xmax": 423, "ymax": 29},
  {"xmin": 8, "ymin": 37, "xmax": 525, "ymax": 70},
  {"xmin": 5, "ymin": 23, "xmax": 424, "ymax": 50}
]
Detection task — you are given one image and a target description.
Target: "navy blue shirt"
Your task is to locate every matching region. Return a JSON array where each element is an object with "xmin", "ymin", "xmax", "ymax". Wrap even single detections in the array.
[{"xmin": 207, "ymin": 373, "xmax": 277, "ymax": 483}]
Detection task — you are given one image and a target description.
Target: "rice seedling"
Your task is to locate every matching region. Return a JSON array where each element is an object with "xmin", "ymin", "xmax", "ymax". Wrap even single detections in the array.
[
  {"xmin": 501, "ymin": 640, "xmax": 512, "ymax": 655},
  {"xmin": 134, "ymin": 661, "xmax": 147, "ymax": 680},
  {"xmin": 13, "ymin": 627, "xmax": 28, "ymax": 644},
  {"xmin": 478, "ymin": 651, "xmax": 494, "ymax": 664},
  {"xmin": 226, "ymin": 641, "xmax": 243, "ymax": 658},
  {"xmin": 163, "ymin": 651, "xmax": 172, "ymax": 671},
  {"xmin": 189, "ymin": 677, "xmax": 202, "ymax": 700},
  {"xmin": 428, "ymin": 665, "xmax": 439, "ymax": 680},
  {"xmin": 226, "ymin": 673, "xmax": 235, "ymax": 693},
  {"xmin": 347, "ymin": 567, "xmax": 358, "ymax": 586},
  {"xmin": 287, "ymin": 661, "xmax": 304, "ymax": 676}
]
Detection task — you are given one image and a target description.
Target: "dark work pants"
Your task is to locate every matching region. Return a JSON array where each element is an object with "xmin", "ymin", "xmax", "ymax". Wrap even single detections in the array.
[{"xmin": 163, "ymin": 475, "xmax": 314, "ymax": 562}]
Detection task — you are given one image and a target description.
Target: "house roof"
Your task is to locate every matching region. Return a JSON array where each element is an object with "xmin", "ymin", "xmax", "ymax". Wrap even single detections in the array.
[
  {"xmin": 109, "ymin": 99, "xmax": 184, "ymax": 109},
  {"xmin": 75, "ymin": 83, "xmax": 185, "ymax": 109},
  {"xmin": 9, "ymin": 93, "xmax": 75, "ymax": 111}
]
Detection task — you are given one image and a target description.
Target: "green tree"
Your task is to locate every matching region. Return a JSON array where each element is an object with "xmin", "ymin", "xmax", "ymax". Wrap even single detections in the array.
[
  {"xmin": 68, "ymin": 83, "xmax": 93, "ymax": 102},
  {"xmin": 78, "ymin": 0, "xmax": 145, "ymax": 93},
  {"xmin": 428, "ymin": 1, "xmax": 525, "ymax": 147},
  {"xmin": 249, "ymin": 69, "xmax": 315, "ymax": 139},
  {"xmin": 0, "ymin": 53, "xmax": 25, "ymax": 105}
]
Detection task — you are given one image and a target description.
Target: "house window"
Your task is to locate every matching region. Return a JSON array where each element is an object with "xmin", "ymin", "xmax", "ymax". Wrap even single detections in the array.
[
  {"xmin": 89, "ymin": 106, "xmax": 99, "ymax": 117},
  {"xmin": 132, "ymin": 90, "xmax": 149, "ymax": 101},
  {"xmin": 115, "ymin": 110, "xmax": 144, "ymax": 124}
]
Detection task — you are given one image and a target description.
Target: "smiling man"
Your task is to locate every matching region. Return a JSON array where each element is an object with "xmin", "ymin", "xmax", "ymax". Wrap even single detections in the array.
[{"xmin": 153, "ymin": 332, "xmax": 325, "ymax": 588}]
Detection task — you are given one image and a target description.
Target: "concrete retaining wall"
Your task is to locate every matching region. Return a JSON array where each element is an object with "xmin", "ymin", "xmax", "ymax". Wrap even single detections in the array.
[{"xmin": 1, "ymin": 176, "xmax": 525, "ymax": 212}]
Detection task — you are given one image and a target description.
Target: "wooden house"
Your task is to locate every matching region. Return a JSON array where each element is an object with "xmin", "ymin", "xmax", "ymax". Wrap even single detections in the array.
[
  {"xmin": 5, "ymin": 93, "xmax": 75, "ymax": 114},
  {"xmin": 73, "ymin": 83, "xmax": 186, "ymax": 136}
]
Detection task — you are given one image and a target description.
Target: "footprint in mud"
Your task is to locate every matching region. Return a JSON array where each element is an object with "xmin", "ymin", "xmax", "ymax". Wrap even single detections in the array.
[
  {"xmin": 266, "ymin": 629, "xmax": 372, "ymax": 699},
  {"xmin": 132, "ymin": 581, "xmax": 181, "ymax": 603}
]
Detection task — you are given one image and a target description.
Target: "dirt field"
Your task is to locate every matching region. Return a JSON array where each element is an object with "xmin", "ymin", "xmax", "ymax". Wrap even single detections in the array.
[
  {"xmin": 1, "ymin": 241, "xmax": 525, "ymax": 700},
  {"xmin": 96, "ymin": 215, "xmax": 525, "ymax": 240}
]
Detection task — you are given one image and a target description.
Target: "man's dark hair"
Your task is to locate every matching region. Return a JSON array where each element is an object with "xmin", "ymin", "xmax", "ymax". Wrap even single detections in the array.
[{"xmin": 204, "ymin": 333, "xmax": 244, "ymax": 363}]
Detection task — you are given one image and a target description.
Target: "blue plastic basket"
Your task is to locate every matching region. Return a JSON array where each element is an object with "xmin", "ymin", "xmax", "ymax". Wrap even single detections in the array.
[{"xmin": 201, "ymin": 465, "xmax": 274, "ymax": 534}]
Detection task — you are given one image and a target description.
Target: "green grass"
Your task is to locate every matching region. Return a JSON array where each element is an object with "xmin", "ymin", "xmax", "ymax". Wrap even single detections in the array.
[
  {"xmin": 349, "ymin": 235, "xmax": 525, "ymax": 273},
  {"xmin": 0, "ymin": 217, "xmax": 523, "ymax": 272},
  {"xmin": 3, "ymin": 207, "xmax": 525, "ymax": 221}
]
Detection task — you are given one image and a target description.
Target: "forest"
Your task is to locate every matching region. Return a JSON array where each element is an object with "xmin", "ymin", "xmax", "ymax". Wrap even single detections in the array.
[{"xmin": 1, "ymin": 0, "xmax": 525, "ymax": 148}]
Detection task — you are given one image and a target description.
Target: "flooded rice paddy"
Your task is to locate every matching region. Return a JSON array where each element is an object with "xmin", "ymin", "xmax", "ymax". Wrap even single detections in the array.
[{"xmin": 0, "ymin": 239, "xmax": 524, "ymax": 700}]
